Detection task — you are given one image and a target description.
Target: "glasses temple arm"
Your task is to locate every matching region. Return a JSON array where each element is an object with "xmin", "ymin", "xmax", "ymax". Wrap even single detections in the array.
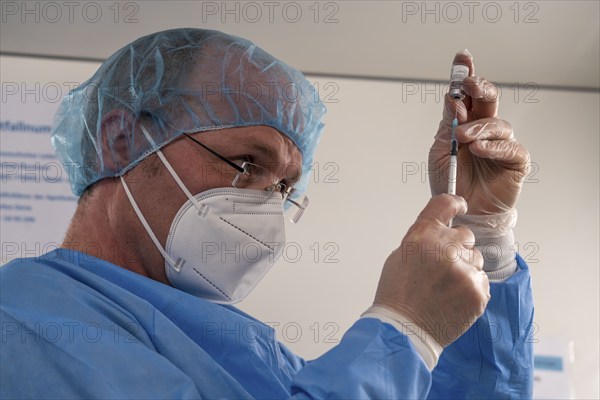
[{"xmin": 182, "ymin": 133, "xmax": 245, "ymax": 173}]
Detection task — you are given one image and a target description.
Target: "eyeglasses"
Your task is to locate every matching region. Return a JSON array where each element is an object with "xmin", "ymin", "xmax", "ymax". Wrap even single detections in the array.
[{"xmin": 183, "ymin": 133, "xmax": 309, "ymax": 223}]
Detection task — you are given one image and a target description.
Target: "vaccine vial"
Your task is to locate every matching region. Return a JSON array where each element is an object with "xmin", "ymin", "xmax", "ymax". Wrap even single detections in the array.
[{"xmin": 449, "ymin": 64, "xmax": 469, "ymax": 100}]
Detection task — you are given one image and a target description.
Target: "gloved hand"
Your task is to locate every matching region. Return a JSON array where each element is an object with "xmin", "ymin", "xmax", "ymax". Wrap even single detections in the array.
[
  {"xmin": 428, "ymin": 50, "xmax": 530, "ymax": 215},
  {"xmin": 373, "ymin": 194, "xmax": 489, "ymax": 348}
]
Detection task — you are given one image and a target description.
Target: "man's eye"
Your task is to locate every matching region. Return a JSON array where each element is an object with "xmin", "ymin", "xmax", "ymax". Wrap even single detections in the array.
[
  {"xmin": 229, "ymin": 156, "xmax": 252, "ymax": 167},
  {"xmin": 276, "ymin": 182, "xmax": 289, "ymax": 194}
]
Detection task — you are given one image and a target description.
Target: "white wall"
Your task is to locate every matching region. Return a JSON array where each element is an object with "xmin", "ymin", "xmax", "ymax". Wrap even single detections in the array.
[
  {"xmin": 2, "ymin": 1, "xmax": 598, "ymax": 89},
  {"xmin": 239, "ymin": 78, "xmax": 600, "ymax": 398},
  {"xmin": 1, "ymin": 56, "xmax": 598, "ymax": 398}
]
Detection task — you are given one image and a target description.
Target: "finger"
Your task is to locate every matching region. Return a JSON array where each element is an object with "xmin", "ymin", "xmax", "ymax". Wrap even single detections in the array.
[
  {"xmin": 470, "ymin": 248, "xmax": 484, "ymax": 271},
  {"xmin": 452, "ymin": 49, "xmax": 474, "ymax": 76},
  {"xmin": 417, "ymin": 194, "xmax": 468, "ymax": 226},
  {"xmin": 455, "ymin": 118, "xmax": 513, "ymax": 144},
  {"xmin": 463, "ymin": 76, "xmax": 499, "ymax": 119},
  {"xmin": 476, "ymin": 269, "xmax": 491, "ymax": 300},
  {"xmin": 442, "ymin": 94, "xmax": 469, "ymax": 126},
  {"xmin": 445, "ymin": 227, "xmax": 482, "ymax": 269},
  {"xmin": 451, "ymin": 225, "xmax": 476, "ymax": 248},
  {"xmin": 435, "ymin": 95, "xmax": 468, "ymax": 145},
  {"xmin": 453, "ymin": 248, "xmax": 484, "ymax": 271},
  {"xmin": 469, "ymin": 140, "xmax": 530, "ymax": 177},
  {"xmin": 453, "ymin": 49, "xmax": 474, "ymax": 112}
]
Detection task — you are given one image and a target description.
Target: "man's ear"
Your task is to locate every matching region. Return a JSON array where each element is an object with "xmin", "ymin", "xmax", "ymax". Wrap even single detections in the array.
[{"xmin": 100, "ymin": 109, "xmax": 136, "ymax": 172}]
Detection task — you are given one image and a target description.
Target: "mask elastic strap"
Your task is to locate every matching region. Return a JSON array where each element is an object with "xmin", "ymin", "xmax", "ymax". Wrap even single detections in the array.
[
  {"xmin": 120, "ymin": 176, "xmax": 184, "ymax": 271},
  {"xmin": 140, "ymin": 125, "xmax": 203, "ymax": 212}
]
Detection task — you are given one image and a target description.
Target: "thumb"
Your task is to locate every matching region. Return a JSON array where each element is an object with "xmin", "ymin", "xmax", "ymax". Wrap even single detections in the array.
[
  {"xmin": 417, "ymin": 194, "xmax": 468, "ymax": 226},
  {"xmin": 453, "ymin": 49, "xmax": 475, "ymax": 77}
]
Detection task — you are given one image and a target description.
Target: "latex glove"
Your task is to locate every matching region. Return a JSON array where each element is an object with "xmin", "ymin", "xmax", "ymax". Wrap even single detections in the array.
[
  {"xmin": 374, "ymin": 194, "xmax": 489, "ymax": 348},
  {"xmin": 429, "ymin": 50, "xmax": 530, "ymax": 215}
]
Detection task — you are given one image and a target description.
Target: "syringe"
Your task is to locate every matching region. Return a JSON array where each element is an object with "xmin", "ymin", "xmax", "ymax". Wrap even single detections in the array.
[
  {"xmin": 447, "ymin": 113, "xmax": 459, "ymax": 228},
  {"xmin": 447, "ymin": 112, "xmax": 458, "ymax": 196}
]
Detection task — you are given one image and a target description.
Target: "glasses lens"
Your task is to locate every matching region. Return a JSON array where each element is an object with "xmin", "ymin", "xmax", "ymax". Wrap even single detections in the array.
[
  {"xmin": 233, "ymin": 162, "xmax": 275, "ymax": 189},
  {"xmin": 231, "ymin": 162, "xmax": 308, "ymax": 223},
  {"xmin": 284, "ymin": 194, "xmax": 309, "ymax": 223}
]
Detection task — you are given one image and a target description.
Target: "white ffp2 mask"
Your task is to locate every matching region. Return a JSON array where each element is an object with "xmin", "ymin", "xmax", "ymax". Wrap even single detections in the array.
[
  {"xmin": 120, "ymin": 129, "xmax": 286, "ymax": 304},
  {"xmin": 164, "ymin": 187, "xmax": 286, "ymax": 303}
]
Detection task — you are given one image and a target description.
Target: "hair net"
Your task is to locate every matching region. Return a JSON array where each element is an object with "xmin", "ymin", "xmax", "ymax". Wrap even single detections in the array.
[{"xmin": 51, "ymin": 28, "xmax": 326, "ymax": 198}]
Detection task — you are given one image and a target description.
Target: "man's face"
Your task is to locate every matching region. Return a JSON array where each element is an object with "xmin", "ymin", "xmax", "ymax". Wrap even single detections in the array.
[{"xmin": 127, "ymin": 125, "xmax": 302, "ymax": 284}]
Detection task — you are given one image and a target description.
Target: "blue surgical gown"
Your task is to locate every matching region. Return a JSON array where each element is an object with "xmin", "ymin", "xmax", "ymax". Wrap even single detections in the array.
[{"xmin": 0, "ymin": 249, "xmax": 533, "ymax": 399}]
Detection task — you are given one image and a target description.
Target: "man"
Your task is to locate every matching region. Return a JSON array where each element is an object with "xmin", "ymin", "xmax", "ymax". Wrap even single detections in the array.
[{"xmin": 1, "ymin": 29, "xmax": 533, "ymax": 398}]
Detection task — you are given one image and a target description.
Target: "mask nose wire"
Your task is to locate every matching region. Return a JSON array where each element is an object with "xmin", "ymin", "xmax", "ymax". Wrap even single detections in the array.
[{"xmin": 140, "ymin": 125, "xmax": 202, "ymax": 212}]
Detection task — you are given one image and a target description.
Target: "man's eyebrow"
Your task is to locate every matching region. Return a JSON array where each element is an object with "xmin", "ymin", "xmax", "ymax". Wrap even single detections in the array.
[
  {"xmin": 247, "ymin": 142, "xmax": 281, "ymax": 162},
  {"xmin": 248, "ymin": 141, "xmax": 302, "ymax": 182}
]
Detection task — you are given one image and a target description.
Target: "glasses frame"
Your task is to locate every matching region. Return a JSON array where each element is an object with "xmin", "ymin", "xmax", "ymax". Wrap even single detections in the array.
[{"xmin": 182, "ymin": 133, "xmax": 308, "ymax": 222}]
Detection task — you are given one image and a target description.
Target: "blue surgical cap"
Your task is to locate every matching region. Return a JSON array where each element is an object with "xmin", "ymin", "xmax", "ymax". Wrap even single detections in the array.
[{"xmin": 51, "ymin": 28, "xmax": 326, "ymax": 197}]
